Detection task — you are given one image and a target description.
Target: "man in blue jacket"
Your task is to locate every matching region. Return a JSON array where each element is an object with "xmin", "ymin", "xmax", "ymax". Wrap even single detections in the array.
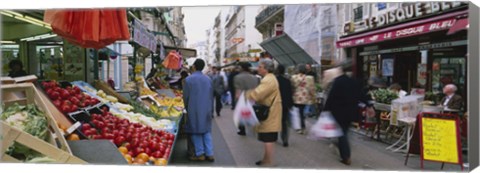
[{"xmin": 183, "ymin": 59, "xmax": 215, "ymax": 162}]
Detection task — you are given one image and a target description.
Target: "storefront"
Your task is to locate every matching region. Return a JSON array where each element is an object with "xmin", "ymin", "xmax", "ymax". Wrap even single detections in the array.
[{"xmin": 337, "ymin": 2, "xmax": 468, "ymax": 107}]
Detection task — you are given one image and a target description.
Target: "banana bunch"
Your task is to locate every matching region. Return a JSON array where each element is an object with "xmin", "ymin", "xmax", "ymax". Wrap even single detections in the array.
[
  {"xmin": 167, "ymin": 106, "xmax": 182, "ymax": 117},
  {"xmin": 134, "ymin": 65, "xmax": 144, "ymax": 74},
  {"xmin": 156, "ymin": 97, "xmax": 184, "ymax": 108},
  {"xmin": 97, "ymin": 90, "xmax": 119, "ymax": 103},
  {"xmin": 140, "ymin": 87, "xmax": 157, "ymax": 96},
  {"xmin": 114, "ymin": 102, "xmax": 134, "ymax": 112}
]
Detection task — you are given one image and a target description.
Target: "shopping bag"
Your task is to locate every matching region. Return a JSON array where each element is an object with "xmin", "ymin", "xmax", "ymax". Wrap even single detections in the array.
[
  {"xmin": 289, "ymin": 107, "xmax": 301, "ymax": 130},
  {"xmin": 233, "ymin": 91, "xmax": 259, "ymax": 127},
  {"xmin": 307, "ymin": 111, "xmax": 343, "ymax": 140}
]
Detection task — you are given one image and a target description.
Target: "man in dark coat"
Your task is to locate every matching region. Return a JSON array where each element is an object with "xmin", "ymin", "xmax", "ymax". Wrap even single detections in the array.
[
  {"xmin": 228, "ymin": 66, "xmax": 240, "ymax": 110},
  {"xmin": 275, "ymin": 65, "xmax": 294, "ymax": 147},
  {"xmin": 323, "ymin": 66, "xmax": 362, "ymax": 166}
]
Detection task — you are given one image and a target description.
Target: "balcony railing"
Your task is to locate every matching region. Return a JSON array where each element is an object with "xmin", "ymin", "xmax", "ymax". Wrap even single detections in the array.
[{"xmin": 255, "ymin": 5, "xmax": 284, "ymax": 27}]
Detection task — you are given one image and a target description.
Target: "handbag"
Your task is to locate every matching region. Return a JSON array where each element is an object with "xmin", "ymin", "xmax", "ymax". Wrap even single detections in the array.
[{"xmin": 253, "ymin": 95, "xmax": 276, "ymax": 121}]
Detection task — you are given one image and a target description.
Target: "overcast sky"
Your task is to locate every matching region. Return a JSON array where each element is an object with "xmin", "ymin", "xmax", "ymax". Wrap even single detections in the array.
[{"xmin": 183, "ymin": 6, "xmax": 230, "ymax": 47}]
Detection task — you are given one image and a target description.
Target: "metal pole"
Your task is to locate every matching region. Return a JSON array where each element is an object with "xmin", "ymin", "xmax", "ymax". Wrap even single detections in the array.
[{"xmin": 94, "ymin": 49, "xmax": 99, "ymax": 80}]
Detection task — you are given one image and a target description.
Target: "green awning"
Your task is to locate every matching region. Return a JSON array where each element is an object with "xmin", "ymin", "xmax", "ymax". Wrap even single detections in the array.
[
  {"xmin": 259, "ymin": 34, "xmax": 318, "ymax": 67},
  {"xmin": 1, "ymin": 13, "xmax": 51, "ymax": 41}
]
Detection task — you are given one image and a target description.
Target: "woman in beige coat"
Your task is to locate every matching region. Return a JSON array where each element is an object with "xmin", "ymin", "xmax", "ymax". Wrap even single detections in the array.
[{"xmin": 247, "ymin": 58, "xmax": 282, "ymax": 167}]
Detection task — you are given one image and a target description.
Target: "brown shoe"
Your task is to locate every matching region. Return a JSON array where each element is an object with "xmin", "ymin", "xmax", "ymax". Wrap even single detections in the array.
[
  {"xmin": 340, "ymin": 159, "xmax": 351, "ymax": 165},
  {"xmin": 206, "ymin": 156, "xmax": 215, "ymax": 162},
  {"xmin": 189, "ymin": 155, "xmax": 205, "ymax": 161}
]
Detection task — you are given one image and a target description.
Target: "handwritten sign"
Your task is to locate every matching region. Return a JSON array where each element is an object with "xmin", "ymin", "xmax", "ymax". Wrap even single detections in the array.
[{"xmin": 421, "ymin": 117, "xmax": 459, "ymax": 163}]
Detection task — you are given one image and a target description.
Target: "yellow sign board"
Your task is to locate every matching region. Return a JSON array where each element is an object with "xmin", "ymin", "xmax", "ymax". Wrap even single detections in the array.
[{"xmin": 421, "ymin": 117, "xmax": 459, "ymax": 163}]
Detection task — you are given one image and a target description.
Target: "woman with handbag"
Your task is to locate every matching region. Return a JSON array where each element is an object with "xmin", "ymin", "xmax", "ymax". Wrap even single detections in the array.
[
  {"xmin": 291, "ymin": 64, "xmax": 316, "ymax": 134},
  {"xmin": 246, "ymin": 58, "xmax": 282, "ymax": 167}
]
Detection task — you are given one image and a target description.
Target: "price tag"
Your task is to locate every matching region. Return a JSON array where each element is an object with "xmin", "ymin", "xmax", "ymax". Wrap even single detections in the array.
[{"xmin": 66, "ymin": 122, "xmax": 82, "ymax": 135}]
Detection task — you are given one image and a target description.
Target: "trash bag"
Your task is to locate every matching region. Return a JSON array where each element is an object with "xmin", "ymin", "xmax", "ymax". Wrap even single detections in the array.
[
  {"xmin": 290, "ymin": 107, "xmax": 301, "ymax": 130},
  {"xmin": 307, "ymin": 111, "xmax": 343, "ymax": 140},
  {"xmin": 233, "ymin": 91, "xmax": 259, "ymax": 127}
]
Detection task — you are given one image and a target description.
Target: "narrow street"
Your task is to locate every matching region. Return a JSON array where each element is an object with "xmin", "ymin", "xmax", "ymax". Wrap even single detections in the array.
[{"xmin": 170, "ymin": 106, "xmax": 467, "ymax": 171}]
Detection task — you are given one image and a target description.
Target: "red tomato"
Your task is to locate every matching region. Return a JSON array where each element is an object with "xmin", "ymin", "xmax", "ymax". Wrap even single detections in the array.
[
  {"xmin": 82, "ymin": 123, "xmax": 91, "ymax": 130},
  {"xmin": 134, "ymin": 147, "xmax": 145, "ymax": 157},
  {"xmin": 70, "ymin": 105, "xmax": 78, "ymax": 112},
  {"xmin": 151, "ymin": 151, "xmax": 162, "ymax": 158},
  {"xmin": 127, "ymin": 151, "xmax": 134, "ymax": 157},
  {"xmin": 53, "ymin": 100, "xmax": 61, "ymax": 108},
  {"xmin": 130, "ymin": 138, "xmax": 140, "ymax": 148},
  {"xmin": 61, "ymin": 105, "xmax": 71, "ymax": 113},
  {"xmin": 61, "ymin": 90, "xmax": 70, "ymax": 99},
  {"xmin": 114, "ymin": 136, "xmax": 126, "ymax": 146},
  {"xmin": 144, "ymin": 147, "xmax": 152, "ymax": 156},
  {"xmin": 139, "ymin": 141, "xmax": 148, "ymax": 149},
  {"xmin": 74, "ymin": 87, "xmax": 81, "ymax": 94},
  {"xmin": 123, "ymin": 142, "xmax": 132, "ymax": 150},
  {"xmin": 93, "ymin": 134, "xmax": 103, "ymax": 139}
]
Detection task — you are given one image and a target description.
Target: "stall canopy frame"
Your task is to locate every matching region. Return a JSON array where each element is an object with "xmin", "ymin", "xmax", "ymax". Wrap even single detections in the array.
[{"xmin": 259, "ymin": 34, "xmax": 318, "ymax": 67}]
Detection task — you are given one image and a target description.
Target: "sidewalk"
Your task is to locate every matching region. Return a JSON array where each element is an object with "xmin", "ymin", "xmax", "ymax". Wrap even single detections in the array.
[{"xmin": 170, "ymin": 106, "xmax": 468, "ymax": 171}]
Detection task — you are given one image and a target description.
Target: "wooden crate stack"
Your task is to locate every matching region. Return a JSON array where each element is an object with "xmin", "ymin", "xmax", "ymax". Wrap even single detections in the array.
[{"xmin": 0, "ymin": 83, "xmax": 86, "ymax": 164}]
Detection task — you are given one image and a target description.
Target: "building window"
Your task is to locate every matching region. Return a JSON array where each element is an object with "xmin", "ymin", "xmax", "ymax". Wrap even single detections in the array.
[
  {"xmin": 377, "ymin": 3, "xmax": 387, "ymax": 11},
  {"xmin": 353, "ymin": 6, "xmax": 363, "ymax": 22}
]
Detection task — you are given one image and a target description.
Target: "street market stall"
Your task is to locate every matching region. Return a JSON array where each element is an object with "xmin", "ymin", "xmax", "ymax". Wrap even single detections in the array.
[{"xmin": 1, "ymin": 8, "xmax": 187, "ymax": 166}]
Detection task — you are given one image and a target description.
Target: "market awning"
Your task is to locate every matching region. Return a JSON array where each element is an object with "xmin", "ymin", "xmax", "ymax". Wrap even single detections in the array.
[
  {"xmin": 336, "ymin": 10, "xmax": 468, "ymax": 48},
  {"xmin": 1, "ymin": 12, "xmax": 51, "ymax": 41},
  {"xmin": 447, "ymin": 18, "xmax": 469, "ymax": 35},
  {"xmin": 259, "ymin": 34, "xmax": 318, "ymax": 67},
  {"xmin": 164, "ymin": 45, "xmax": 197, "ymax": 58}
]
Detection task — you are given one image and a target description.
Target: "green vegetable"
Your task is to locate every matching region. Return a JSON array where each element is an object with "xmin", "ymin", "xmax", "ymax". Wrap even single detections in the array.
[
  {"xmin": 1, "ymin": 103, "xmax": 49, "ymax": 161},
  {"xmin": 370, "ymin": 89, "xmax": 398, "ymax": 104},
  {"xmin": 129, "ymin": 100, "xmax": 162, "ymax": 120},
  {"xmin": 27, "ymin": 156, "xmax": 56, "ymax": 163}
]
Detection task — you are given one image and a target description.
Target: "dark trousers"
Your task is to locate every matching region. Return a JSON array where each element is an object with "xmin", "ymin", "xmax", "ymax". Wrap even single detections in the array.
[
  {"xmin": 281, "ymin": 108, "xmax": 290, "ymax": 144},
  {"xmin": 338, "ymin": 121, "xmax": 351, "ymax": 161},
  {"xmin": 230, "ymin": 89, "xmax": 236, "ymax": 110},
  {"xmin": 215, "ymin": 93, "xmax": 222, "ymax": 115},
  {"xmin": 294, "ymin": 104, "xmax": 306, "ymax": 129}
]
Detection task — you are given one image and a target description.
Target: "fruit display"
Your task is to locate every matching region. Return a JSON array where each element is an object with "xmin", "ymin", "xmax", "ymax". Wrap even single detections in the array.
[
  {"xmin": 41, "ymin": 80, "xmax": 100, "ymax": 114},
  {"xmin": 155, "ymin": 96, "xmax": 184, "ymax": 108},
  {"xmin": 109, "ymin": 108, "xmax": 176, "ymax": 132},
  {"xmin": 149, "ymin": 105, "xmax": 182, "ymax": 118},
  {"xmin": 80, "ymin": 108, "xmax": 175, "ymax": 165}
]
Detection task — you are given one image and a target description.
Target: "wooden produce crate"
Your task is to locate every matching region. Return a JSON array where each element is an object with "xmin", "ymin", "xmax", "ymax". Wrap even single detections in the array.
[
  {"xmin": 93, "ymin": 80, "xmax": 129, "ymax": 104},
  {"xmin": 0, "ymin": 121, "xmax": 86, "ymax": 163},
  {"xmin": 1, "ymin": 83, "xmax": 84, "ymax": 163}
]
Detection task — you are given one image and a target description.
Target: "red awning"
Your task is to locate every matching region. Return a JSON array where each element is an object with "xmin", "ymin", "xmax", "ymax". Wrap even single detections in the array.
[
  {"xmin": 336, "ymin": 10, "xmax": 468, "ymax": 48},
  {"xmin": 447, "ymin": 18, "xmax": 469, "ymax": 35}
]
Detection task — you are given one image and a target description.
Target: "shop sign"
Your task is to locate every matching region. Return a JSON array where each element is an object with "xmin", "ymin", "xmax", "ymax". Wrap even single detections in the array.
[
  {"xmin": 344, "ymin": 2, "xmax": 467, "ymax": 34},
  {"xmin": 359, "ymin": 40, "xmax": 467, "ymax": 56},
  {"xmin": 132, "ymin": 19, "xmax": 158, "ymax": 52},
  {"xmin": 337, "ymin": 17, "xmax": 457, "ymax": 48}
]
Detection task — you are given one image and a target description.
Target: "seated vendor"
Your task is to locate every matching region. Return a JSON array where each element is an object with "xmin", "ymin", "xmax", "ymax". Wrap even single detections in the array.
[{"xmin": 439, "ymin": 84, "xmax": 463, "ymax": 110}]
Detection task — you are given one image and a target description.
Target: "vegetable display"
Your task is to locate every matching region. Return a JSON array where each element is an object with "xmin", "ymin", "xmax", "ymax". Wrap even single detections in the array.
[
  {"xmin": 42, "ymin": 81, "xmax": 100, "ymax": 113},
  {"xmin": 81, "ymin": 108, "xmax": 175, "ymax": 165},
  {"xmin": 1, "ymin": 103, "xmax": 49, "ymax": 161}
]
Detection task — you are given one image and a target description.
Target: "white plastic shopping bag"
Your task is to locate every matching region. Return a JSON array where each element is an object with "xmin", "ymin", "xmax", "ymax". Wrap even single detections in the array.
[
  {"xmin": 233, "ymin": 91, "xmax": 259, "ymax": 127},
  {"xmin": 307, "ymin": 111, "xmax": 343, "ymax": 140},
  {"xmin": 289, "ymin": 107, "xmax": 301, "ymax": 130}
]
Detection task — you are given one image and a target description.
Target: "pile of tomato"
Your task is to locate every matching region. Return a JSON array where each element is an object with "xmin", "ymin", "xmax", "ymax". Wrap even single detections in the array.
[{"xmin": 79, "ymin": 108, "xmax": 175, "ymax": 165}]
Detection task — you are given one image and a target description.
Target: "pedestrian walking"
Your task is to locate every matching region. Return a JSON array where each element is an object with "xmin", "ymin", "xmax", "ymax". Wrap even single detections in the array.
[
  {"xmin": 234, "ymin": 62, "xmax": 259, "ymax": 136},
  {"xmin": 275, "ymin": 64, "xmax": 294, "ymax": 147},
  {"xmin": 291, "ymin": 64, "xmax": 316, "ymax": 134},
  {"xmin": 228, "ymin": 66, "xmax": 240, "ymax": 110},
  {"xmin": 304, "ymin": 64, "xmax": 318, "ymax": 117},
  {"xmin": 322, "ymin": 61, "xmax": 364, "ymax": 166},
  {"xmin": 245, "ymin": 58, "xmax": 282, "ymax": 167},
  {"xmin": 211, "ymin": 66, "xmax": 226, "ymax": 117},
  {"xmin": 183, "ymin": 59, "xmax": 215, "ymax": 162}
]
